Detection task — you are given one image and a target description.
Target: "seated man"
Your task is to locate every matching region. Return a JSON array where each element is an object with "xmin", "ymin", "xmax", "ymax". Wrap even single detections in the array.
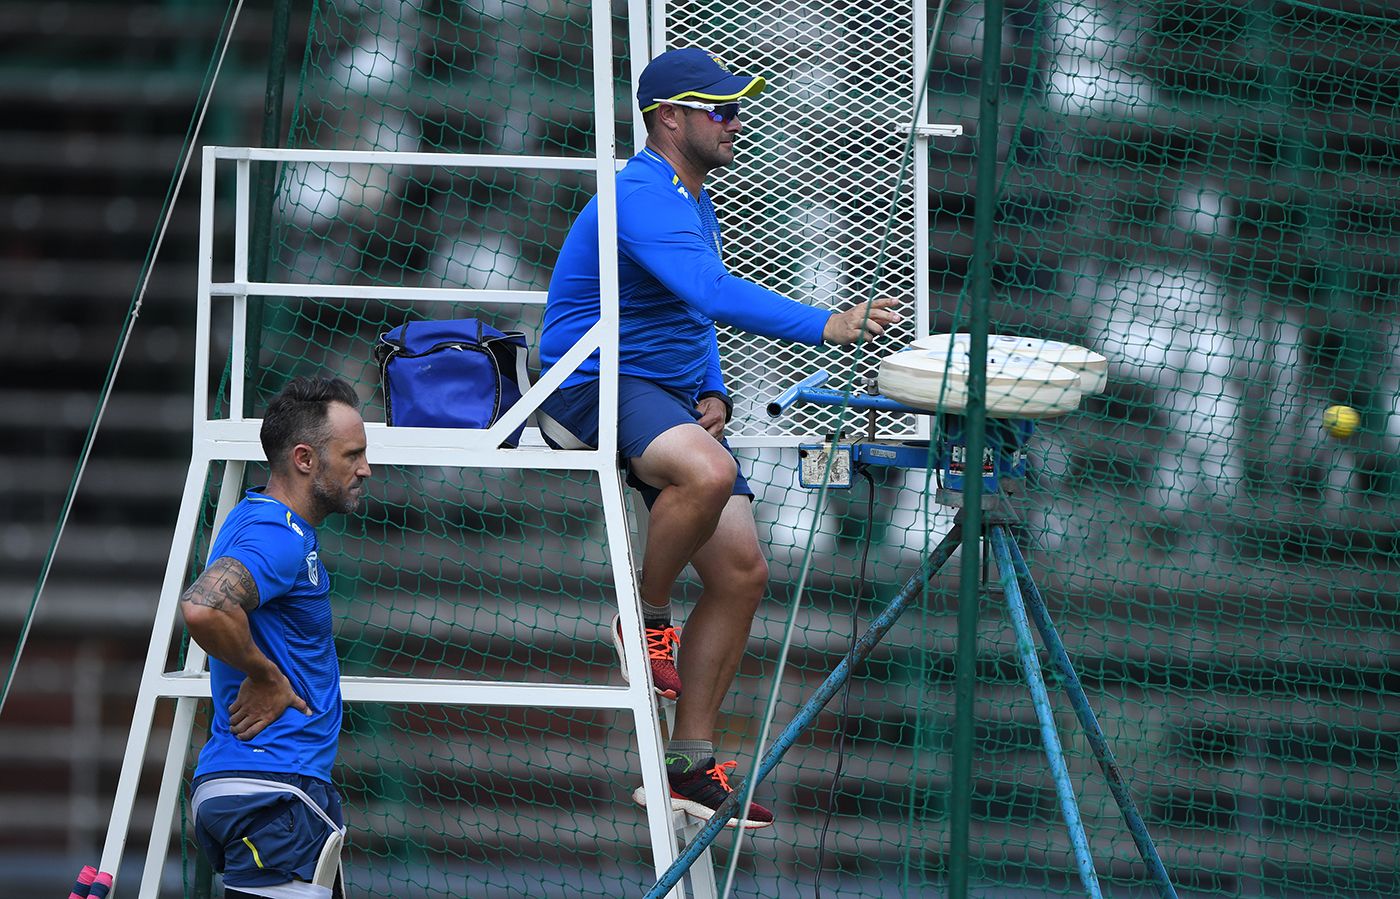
[{"xmin": 537, "ymin": 47, "xmax": 900, "ymax": 827}]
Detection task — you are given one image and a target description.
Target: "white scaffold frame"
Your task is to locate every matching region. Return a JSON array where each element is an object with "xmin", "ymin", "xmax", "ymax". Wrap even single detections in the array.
[
  {"xmin": 96, "ymin": 0, "xmax": 958, "ymax": 893},
  {"xmin": 95, "ymin": 4, "xmax": 694, "ymax": 895}
]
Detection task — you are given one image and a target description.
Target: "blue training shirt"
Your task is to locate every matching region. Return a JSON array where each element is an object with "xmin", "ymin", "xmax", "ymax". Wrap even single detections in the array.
[
  {"xmin": 193, "ymin": 490, "xmax": 342, "ymax": 783},
  {"xmin": 539, "ymin": 148, "xmax": 832, "ymax": 400}
]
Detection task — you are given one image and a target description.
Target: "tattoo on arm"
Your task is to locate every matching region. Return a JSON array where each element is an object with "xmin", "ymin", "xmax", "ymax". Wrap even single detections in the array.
[{"xmin": 180, "ymin": 557, "xmax": 260, "ymax": 612}]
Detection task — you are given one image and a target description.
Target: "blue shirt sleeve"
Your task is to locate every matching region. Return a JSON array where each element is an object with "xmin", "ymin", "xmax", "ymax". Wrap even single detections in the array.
[
  {"xmin": 618, "ymin": 182, "xmax": 832, "ymax": 347},
  {"xmin": 212, "ymin": 517, "xmax": 304, "ymax": 609}
]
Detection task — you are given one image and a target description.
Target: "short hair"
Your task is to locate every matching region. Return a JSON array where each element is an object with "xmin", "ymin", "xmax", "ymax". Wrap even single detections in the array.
[{"xmin": 259, "ymin": 376, "xmax": 360, "ymax": 472}]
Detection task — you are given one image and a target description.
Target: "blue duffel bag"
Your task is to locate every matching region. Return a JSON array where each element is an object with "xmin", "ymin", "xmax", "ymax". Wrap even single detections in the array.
[{"xmin": 375, "ymin": 318, "xmax": 530, "ymax": 447}]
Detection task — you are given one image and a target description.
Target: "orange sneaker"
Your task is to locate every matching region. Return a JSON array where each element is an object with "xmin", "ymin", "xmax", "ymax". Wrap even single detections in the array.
[{"xmin": 611, "ymin": 614, "xmax": 682, "ymax": 700}]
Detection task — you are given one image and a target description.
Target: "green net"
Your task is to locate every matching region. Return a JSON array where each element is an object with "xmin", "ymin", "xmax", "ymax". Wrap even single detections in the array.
[{"xmin": 173, "ymin": 0, "xmax": 1399, "ymax": 896}]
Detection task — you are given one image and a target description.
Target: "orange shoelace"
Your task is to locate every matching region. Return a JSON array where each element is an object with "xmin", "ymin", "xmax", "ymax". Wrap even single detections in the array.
[
  {"xmin": 706, "ymin": 760, "xmax": 738, "ymax": 791},
  {"xmin": 644, "ymin": 626, "xmax": 680, "ymax": 661}
]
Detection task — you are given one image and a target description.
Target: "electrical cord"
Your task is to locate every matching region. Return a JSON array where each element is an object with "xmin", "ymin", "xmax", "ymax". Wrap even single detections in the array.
[{"xmin": 813, "ymin": 463, "xmax": 879, "ymax": 898}]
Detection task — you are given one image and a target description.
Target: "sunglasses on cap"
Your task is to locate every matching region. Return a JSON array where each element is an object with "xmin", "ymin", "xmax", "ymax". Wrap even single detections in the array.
[{"xmin": 652, "ymin": 98, "xmax": 743, "ymax": 124}]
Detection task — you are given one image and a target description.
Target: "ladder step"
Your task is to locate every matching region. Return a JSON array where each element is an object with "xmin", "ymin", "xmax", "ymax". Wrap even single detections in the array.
[{"xmin": 156, "ymin": 672, "xmax": 652, "ymax": 710}]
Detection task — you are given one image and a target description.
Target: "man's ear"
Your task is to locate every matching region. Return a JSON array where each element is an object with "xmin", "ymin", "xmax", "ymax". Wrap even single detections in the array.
[
  {"xmin": 655, "ymin": 103, "xmax": 682, "ymax": 132},
  {"xmin": 290, "ymin": 442, "xmax": 317, "ymax": 474}
]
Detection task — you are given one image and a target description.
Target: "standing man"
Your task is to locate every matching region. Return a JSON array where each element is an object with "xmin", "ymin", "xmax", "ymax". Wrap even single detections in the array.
[
  {"xmin": 183, "ymin": 376, "xmax": 372, "ymax": 898},
  {"xmin": 537, "ymin": 47, "xmax": 901, "ymax": 828}
]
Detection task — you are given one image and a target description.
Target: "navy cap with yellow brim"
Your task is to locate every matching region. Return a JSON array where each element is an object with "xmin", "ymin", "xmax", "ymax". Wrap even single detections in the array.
[{"xmin": 637, "ymin": 47, "xmax": 766, "ymax": 113}]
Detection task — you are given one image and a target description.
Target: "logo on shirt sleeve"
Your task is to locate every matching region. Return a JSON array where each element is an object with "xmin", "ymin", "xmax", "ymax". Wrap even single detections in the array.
[{"xmin": 285, "ymin": 511, "xmax": 305, "ymax": 537}]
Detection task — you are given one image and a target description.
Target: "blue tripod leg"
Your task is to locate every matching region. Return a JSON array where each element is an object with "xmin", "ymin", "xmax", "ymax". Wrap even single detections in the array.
[
  {"xmin": 641, "ymin": 519, "xmax": 966, "ymax": 899},
  {"xmin": 1000, "ymin": 534, "xmax": 1180, "ymax": 899},
  {"xmin": 989, "ymin": 527, "xmax": 1104, "ymax": 899}
]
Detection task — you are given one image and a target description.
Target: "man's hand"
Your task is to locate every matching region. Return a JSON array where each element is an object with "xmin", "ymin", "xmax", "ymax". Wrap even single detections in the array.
[
  {"xmin": 695, "ymin": 396, "xmax": 727, "ymax": 439},
  {"xmin": 228, "ymin": 671, "xmax": 312, "ymax": 741},
  {"xmin": 180, "ymin": 555, "xmax": 311, "ymax": 741},
  {"xmin": 822, "ymin": 297, "xmax": 902, "ymax": 346}
]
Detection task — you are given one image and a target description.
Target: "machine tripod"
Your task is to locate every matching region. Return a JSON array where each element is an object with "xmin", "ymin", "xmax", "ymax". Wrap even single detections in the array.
[{"xmin": 642, "ymin": 372, "xmax": 1179, "ymax": 899}]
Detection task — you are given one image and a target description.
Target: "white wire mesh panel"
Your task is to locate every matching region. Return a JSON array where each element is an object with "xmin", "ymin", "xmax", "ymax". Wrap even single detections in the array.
[{"xmin": 662, "ymin": 1, "xmax": 925, "ymax": 440}]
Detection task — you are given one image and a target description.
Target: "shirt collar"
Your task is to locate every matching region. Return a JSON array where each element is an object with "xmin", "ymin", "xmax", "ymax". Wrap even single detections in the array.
[{"xmin": 639, "ymin": 149, "xmax": 695, "ymax": 202}]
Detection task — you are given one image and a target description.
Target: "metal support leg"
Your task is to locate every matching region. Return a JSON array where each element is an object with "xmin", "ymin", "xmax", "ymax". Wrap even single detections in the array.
[
  {"xmin": 136, "ymin": 460, "xmax": 246, "ymax": 899},
  {"xmin": 641, "ymin": 520, "xmax": 966, "ymax": 899},
  {"xmin": 98, "ymin": 460, "xmax": 212, "ymax": 891},
  {"xmin": 1000, "ymin": 535, "xmax": 1180, "ymax": 899},
  {"xmin": 989, "ymin": 526, "xmax": 1103, "ymax": 899}
]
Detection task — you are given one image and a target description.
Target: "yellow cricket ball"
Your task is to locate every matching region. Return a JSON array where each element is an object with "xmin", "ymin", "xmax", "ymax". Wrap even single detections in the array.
[{"xmin": 1322, "ymin": 404, "xmax": 1360, "ymax": 439}]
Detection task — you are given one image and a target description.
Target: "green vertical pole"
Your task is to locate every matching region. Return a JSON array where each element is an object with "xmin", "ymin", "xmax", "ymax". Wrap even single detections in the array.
[
  {"xmin": 948, "ymin": 0, "xmax": 1002, "ymax": 896},
  {"xmin": 244, "ymin": 0, "xmax": 293, "ymax": 413}
]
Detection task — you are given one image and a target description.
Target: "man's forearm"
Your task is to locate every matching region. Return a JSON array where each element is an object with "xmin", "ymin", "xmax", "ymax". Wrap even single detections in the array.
[{"xmin": 186, "ymin": 605, "xmax": 282, "ymax": 681}]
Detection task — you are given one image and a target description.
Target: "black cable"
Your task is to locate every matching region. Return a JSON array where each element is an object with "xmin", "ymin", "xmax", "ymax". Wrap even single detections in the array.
[{"xmin": 814, "ymin": 464, "xmax": 878, "ymax": 898}]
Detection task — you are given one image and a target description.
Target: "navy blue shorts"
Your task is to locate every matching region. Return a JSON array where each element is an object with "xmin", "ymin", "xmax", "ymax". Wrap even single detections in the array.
[
  {"xmin": 191, "ymin": 771, "xmax": 343, "ymax": 891},
  {"xmin": 539, "ymin": 375, "xmax": 752, "ymax": 508}
]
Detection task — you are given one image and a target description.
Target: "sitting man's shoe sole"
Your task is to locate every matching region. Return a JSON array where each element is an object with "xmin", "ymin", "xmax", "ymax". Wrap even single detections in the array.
[{"xmin": 630, "ymin": 759, "xmax": 775, "ymax": 830}]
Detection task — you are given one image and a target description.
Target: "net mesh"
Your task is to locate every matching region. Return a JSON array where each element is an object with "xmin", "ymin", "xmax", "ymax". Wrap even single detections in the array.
[{"xmin": 175, "ymin": 0, "xmax": 1399, "ymax": 896}]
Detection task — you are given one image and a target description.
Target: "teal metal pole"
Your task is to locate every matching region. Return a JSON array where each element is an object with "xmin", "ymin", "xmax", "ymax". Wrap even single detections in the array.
[
  {"xmin": 948, "ymin": 0, "xmax": 1003, "ymax": 895},
  {"xmin": 191, "ymin": 851, "xmax": 213, "ymax": 899},
  {"xmin": 990, "ymin": 528, "xmax": 1104, "ymax": 899},
  {"xmin": 1002, "ymin": 535, "xmax": 1181, "ymax": 899},
  {"xmin": 197, "ymin": 5, "xmax": 292, "ymax": 892}
]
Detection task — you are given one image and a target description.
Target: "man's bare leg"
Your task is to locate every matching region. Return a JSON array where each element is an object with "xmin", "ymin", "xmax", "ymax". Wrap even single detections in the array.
[
  {"xmin": 628, "ymin": 423, "xmax": 738, "ymax": 610},
  {"xmin": 671, "ymin": 494, "xmax": 768, "ymax": 742},
  {"xmin": 627, "ymin": 435, "xmax": 778, "ymax": 827}
]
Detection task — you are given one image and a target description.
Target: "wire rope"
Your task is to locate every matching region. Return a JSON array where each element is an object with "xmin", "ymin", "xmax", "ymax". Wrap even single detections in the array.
[
  {"xmin": 0, "ymin": 0, "xmax": 249, "ymax": 715},
  {"xmin": 717, "ymin": 2, "xmax": 957, "ymax": 892}
]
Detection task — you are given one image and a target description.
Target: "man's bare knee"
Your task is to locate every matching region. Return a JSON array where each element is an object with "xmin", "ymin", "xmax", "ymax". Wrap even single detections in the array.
[
  {"xmin": 726, "ymin": 550, "xmax": 769, "ymax": 606},
  {"xmin": 695, "ymin": 506, "xmax": 770, "ymax": 613},
  {"xmin": 689, "ymin": 451, "xmax": 738, "ymax": 497},
  {"xmin": 746, "ymin": 554, "xmax": 770, "ymax": 595},
  {"xmin": 634, "ymin": 425, "xmax": 736, "ymax": 498}
]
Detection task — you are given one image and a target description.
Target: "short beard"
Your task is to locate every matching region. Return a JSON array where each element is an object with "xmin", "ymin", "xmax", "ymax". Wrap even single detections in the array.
[{"xmin": 310, "ymin": 458, "xmax": 361, "ymax": 520}]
